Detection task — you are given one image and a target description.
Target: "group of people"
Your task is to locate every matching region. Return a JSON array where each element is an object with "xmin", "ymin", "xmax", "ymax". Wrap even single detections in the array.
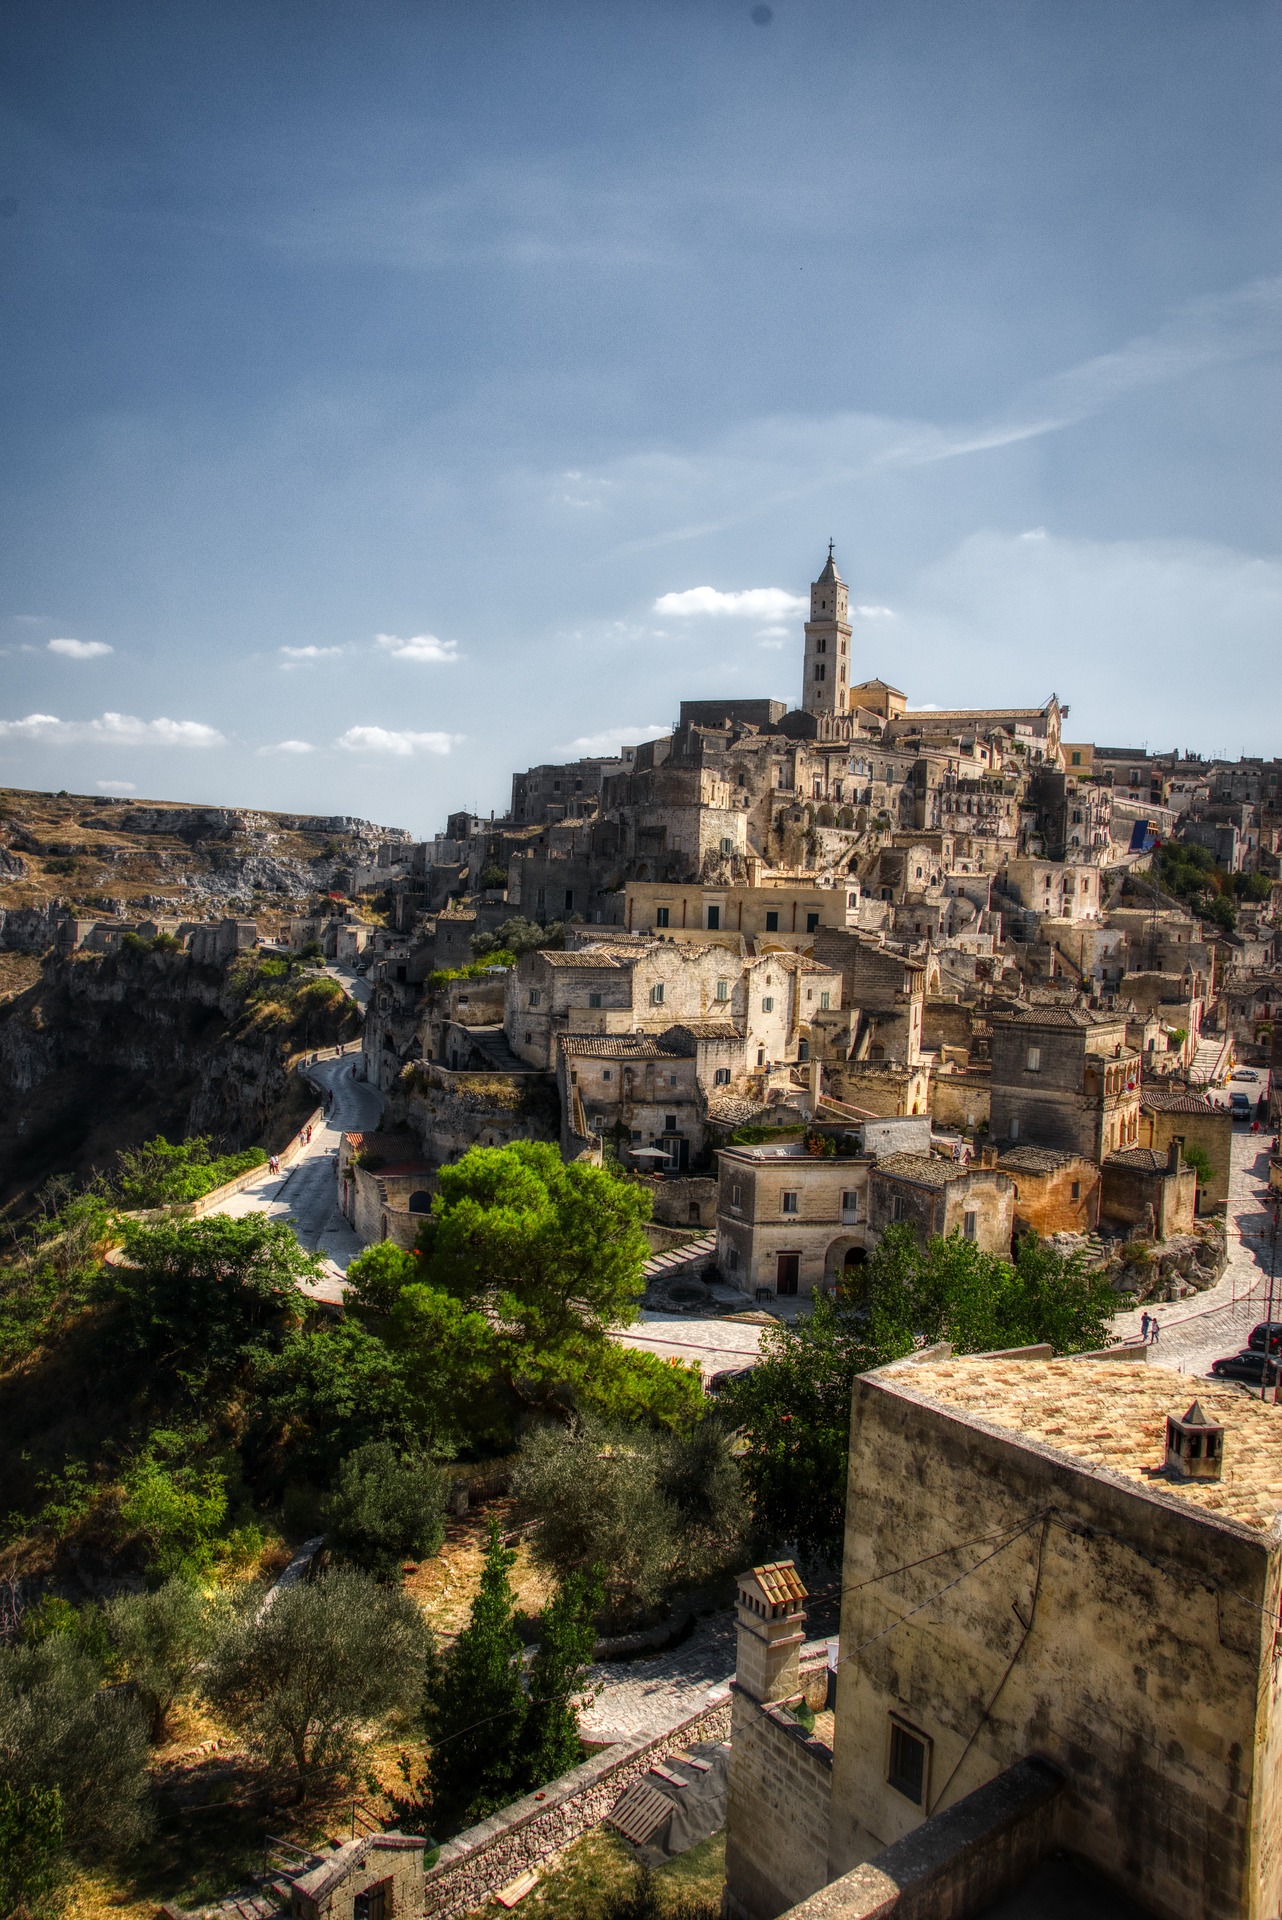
[{"xmin": 1138, "ymin": 1310, "xmax": 1163, "ymax": 1346}]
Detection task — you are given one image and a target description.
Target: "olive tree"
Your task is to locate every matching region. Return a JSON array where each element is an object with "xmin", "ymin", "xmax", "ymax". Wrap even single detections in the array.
[{"xmin": 204, "ymin": 1568, "xmax": 430, "ymax": 1797}]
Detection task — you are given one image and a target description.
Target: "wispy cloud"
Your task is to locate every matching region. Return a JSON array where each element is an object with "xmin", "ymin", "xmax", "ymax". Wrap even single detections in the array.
[
  {"xmin": 375, "ymin": 633, "xmax": 461, "ymax": 664},
  {"xmin": 279, "ymin": 645, "xmax": 343, "ymax": 668},
  {"xmin": 0, "ymin": 712, "xmax": 224, "ymax": 747},
  {"xmin": 653, "ymin": 586, "xmax": 806, "ymax": 618},
  {"xmin": 96, "ymin": 779, "xmax": 137, "ymax": 794},
  {"xmin": 337, "ymin": 725, "xmax": 459, "ymax": 756},
  {"xmin": 560, "ymin": 723, "xmax": 667, "ymax": 756},
  {"xmin": 48, "ymin": 637, "xmax": 113, "ymax": 659},
  {"xmin": 260, "ymin": 738, "xmax": 317, "ymax": 754}
]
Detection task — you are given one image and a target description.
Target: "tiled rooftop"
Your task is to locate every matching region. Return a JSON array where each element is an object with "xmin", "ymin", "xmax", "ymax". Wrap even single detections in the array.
[
  {"xmin": 874, "ymin": 1151, "xmax": 972, "ymax": 1188},
  {"xmin": 997, "ymin": 1146, "xmax": 1077, "ymax": 1172},
  {"xmin": 879, "ymin": 1357, "xmax": 1282, "ymax": 1532},
  {"xmin": 1141, "ymin": 1089, "xmax": 1219, "ymax": 1114},
  {"xmin": 1104, "ymin": 1147, "xmax": 1170, "ymax": 1171},
  {"xmin": 751, "ymin": 1560, "xmax": 808, "ymax": 1606},
  {"xmin": 559, "ymin": 1034, "xmax": 687, "ymax": 1059}
]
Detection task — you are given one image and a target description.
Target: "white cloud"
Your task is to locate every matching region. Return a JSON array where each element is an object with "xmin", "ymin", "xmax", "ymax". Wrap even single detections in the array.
[
  {"xmin": 561, "ymin": 724, "xmax": 668, "ymax": 755},
  {"xmin": 0, "ymin": 711, "xmax": 225, "ymax": 747},
  {"xmin": 96, "ymin": 779, "xmax": 136, "ymax": 794},
  {"xmin": 337, "ymin": 725, "xmax": 459, "ymax": 756},
  {"xmin": 261, "ymin": 739, "xmax": 317, "ymax": 754},
  {"xmin": 653, "ymin": 586, "xmax": 807, "ymax": 619},
  {"xmin": 48, "ymin": 637, "xmax": 113, "ymax": 659},
  {"xmin": 852, "ymin": 604, "xmax": 896, "ymax": 619},
  {"xmin": 375, "ymin": 633, "xmax": 461, "ymax": 664},
  {"xmin": 279, "ymin": 645, "xmax": 343, "ymax": 666}
]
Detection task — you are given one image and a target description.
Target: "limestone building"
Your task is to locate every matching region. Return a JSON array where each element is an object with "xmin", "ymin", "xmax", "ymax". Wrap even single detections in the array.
[
  {"xmin": 725, "ymin": 1354, "xmax": 1282, "ymax": 1920},
  {"xmin": 989, "ymin": 1006, "xmax": 1142, "ymax": 1157}
]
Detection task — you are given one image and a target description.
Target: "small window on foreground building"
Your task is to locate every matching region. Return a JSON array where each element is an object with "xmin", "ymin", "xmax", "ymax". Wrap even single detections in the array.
[
  {"xmin": 820, "ymin": 990, "xmax": 830, "ymax": 1010},
  {"xmin": 715, "ymin": 1067, "xmax": 731, "ymax": 1086},
  {"xmin": 1026, "ymin": 1046, "xmax": 1041, "ymax": 1071},
  {"xmin": 651, "ymin": 983, "xmax": 665, "ymax": 1005},
  {"xmin": 716, "ymin": 978, "xmax": 730, "ymax": 1001},
  {"xmin": 602, "ymin": 1069, "xmax": 611, "ymax": 1082},
  {"xmin": 963, "ymin": 1210, "xmax": 978, "ymax": 1242},
  {"xmin": 765, "ymin": 910, "xmax": 779, "ymax": 932},
  {"xmin": 655, "ymin": 907, "xmax": 670, "ymax": 927},
  {"xmin": 762, "ymin": 996, "xmax": 774, "ymax": 1013},
  {"xmin": 707, "ymin": 905, "xmax": 720, "ymax": 929},
  {"xmin": 887, "ymin": 1718, "xmax": 929, "ymax": 1806},
  {"xmin": 892, "ymin": 1195, "xmax": 906, "ymax": 1222},
  {"xmin": 731, "ymin": 1182, "xmax": 743, "ymax": 1208},
  {"xmin": 721, "ymin": 837, "xmax": 733, "ymax": 855},
  {"xmin": 727, "ymin": 1246, "xmax": 740, "ymax": 1270},
  {"xmin": 589, "ymin": 991, "xmax": 602, "ymax": 1007},
  {"xmin": 807, "ymin": 911, "xmax": 820, "ymax": 931},
  {"xmin": 842, "ymin": 1190, "xmax": 858, "ymax": 1217},
  {"xmin": 1071, "ymin": 1180, "xmax": 1081, "ymax": 1200},
  {"xmin": 528, "ymin": 989, "xmax": 540, "ymax": 1007},
  {"xmin": 782, "ymin": 1191, "xmax": 799, "ymax": 1214}
]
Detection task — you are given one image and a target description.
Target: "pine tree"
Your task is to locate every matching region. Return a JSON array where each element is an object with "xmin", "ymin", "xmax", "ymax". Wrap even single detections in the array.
[
  {"xmin": 520, "ymin": 1567, "xmax": 602, "ymax": 1784},
  {"xmin": 425, "ymin": 1517, "xmax": 527, "ymax": 1831}
]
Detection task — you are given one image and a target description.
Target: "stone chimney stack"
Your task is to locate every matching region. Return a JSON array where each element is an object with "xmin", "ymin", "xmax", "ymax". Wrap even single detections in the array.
[{"xmin": 734, "ymin": 1561, "xmax": 808, "ymax": 1703}]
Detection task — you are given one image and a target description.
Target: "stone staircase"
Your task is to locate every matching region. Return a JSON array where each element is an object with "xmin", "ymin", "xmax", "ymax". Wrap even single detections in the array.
[
  {"xmin": 643, "ymin": 1234, "xmax": 717, "ymax": 1284},
  {"xmin": 1190, "ymin": 1034, "xmax": 1232, "ymax": 1086},
  {"xmin": 465, "ymin": 1024, "xmax": 540, "ymax": 1074}
]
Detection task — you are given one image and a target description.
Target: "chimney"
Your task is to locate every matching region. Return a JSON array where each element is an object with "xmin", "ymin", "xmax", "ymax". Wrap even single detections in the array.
[
  {"xmin": 1165, "ymin": 1401, "xmax": 1224, "ymax": 1481},
  {"xmin": 1167, "ymin": 1139, "xmax": 1183, "ymax": 1175},
  {"xmin": 734, "ymin": 1561, "xmax": 808, "ymax": 1703}
]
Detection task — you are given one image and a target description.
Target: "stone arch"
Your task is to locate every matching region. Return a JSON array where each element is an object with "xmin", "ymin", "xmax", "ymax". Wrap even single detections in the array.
[
  {"xmin": 408, "ymin": 1190, "xmax": 432, "ymax": 1213},
  {"xmin": 824, "ymin": 1233, "xmax": 869, "ymax": 1285}
]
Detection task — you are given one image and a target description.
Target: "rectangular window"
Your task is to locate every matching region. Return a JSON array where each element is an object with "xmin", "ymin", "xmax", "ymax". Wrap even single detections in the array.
[
  {"xmin": 888, "ymin": 1720, "xmax": 929, "ymax": 1805},
  {"xmin": 715, "ymin": 1067, "xmax": 731, "ymax": 1086},
  {"xmin": 806, "ymin": 911, "xmax": 820, "ymax": 931},
  {"xmin": 655, "ymin": 907, "xmax": 670, "ymax": 928},
  {"xmin": 665, "ymin": 1114, "xmax": 678, "ymax": 1132},
  {"xmin": 650, "ymin": 983, "xmax": 665, "ymax": 1005},
  {"xmin": 782, "ymin": 1191, "xmax": 799, "ymax": 1214},
  {"xmin": 716, "ymin": 978, "xmax": 729, "ymax": 1001},
  {"xmin": 892, "ymin": 1195, "xmax": 906, "ymax": 1222},
  {"xmin": 762, "ymin": 996, "xmax": 774, "ymax": 1013},
  {"xmin": 588, "ymin": 991, "xmax": 602, "ymax": 1008},
  {"xmin": 815, "ymin": 663, "xmax": 826, "ymax": 681},
  {"xmin": 963, "ymin": 1210, "xmax": 978, "ymax": 1242},
  {"xmin": 707, "ymin": 905, "xmax": 720, "ymax": 930},
  {"xmin": 630, "ymin": 1129, "xmax": 641, "ymax": 1143},
  {"xmin": 765, "ymin": 910, "xmax": 779, "ymax": 932},
  {"xmin": 842, "ymin": 1190, "xmax": 859, "ymax": 1217},
  {"xmin": 1026, "ymin": 1046, "xmax": 1041, "ymax": 1071},
  {"xmin": 798, "ymin": 1038, "xmax": 809, "ymax": 1061},
  {"xmin": 731, "ymin": 1182, "xmax": 743, "ymax": 1208},
  {"xmin": 602, "ymin": 1069, "xmax": 611, "ymax": 1082},
  {"xmin": 820, "ymin": 990, "xmax": 830, "ymax": 1011},
  {"xmin": 564, "ymin": 889, "xmax": 574, "ymax": 912},
  {"xmin": 727, "ymin": 1246, "xmax": 740, "ymax": 1270},
  {"xmin": 721, "ymin": 837, "xmax": 733, "ymax": 855},
  {"xmin": 528, "ymin": 989, "xmax": 540, "ymax": 1007},
  {"xmin": 1071, "ymin": 1180, "xmax": 1081, "ymax": 1200}
]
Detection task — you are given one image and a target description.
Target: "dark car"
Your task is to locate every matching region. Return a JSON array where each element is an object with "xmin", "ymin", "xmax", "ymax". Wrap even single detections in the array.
[
  {"xmin": 1247, "ymin": 1322, "xmax": 1282, "ymax": 1354},
  {"xmin": 1229, "ymin": 1092, "xmax": 1252, "ymax": 1121},
  {"xmin": 1210, "ymin": 1350, "xmax": 1275, "ymax": 1384}
]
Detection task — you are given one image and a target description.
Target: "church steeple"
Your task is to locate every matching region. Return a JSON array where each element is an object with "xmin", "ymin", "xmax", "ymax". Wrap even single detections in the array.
[{"xmin": 802, "ymin": 543, "xmax": 851, "ymax": 716}]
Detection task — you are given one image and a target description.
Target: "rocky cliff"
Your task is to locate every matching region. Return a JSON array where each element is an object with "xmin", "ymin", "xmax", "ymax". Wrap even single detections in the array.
[{"xmin": 0, "ymin": 946, "xmax": 360, "ymax": 1210}]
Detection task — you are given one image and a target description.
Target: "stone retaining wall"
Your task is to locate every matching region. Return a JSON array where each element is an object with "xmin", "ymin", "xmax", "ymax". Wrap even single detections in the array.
[{"xmin": 423, "ymin": 1693, "xmax": 732, "ymax": 1918}]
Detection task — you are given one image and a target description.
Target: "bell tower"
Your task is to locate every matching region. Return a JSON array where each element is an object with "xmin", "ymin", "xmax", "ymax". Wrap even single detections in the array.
[{"xmin": 802, "ymin": 541, "xmax": 851, "ymax": 717}]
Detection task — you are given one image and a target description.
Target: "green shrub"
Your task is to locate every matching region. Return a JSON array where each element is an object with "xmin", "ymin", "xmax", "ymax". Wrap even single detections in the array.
[
  {"xmin": 115, "ymin": 1134, "xmax": 267, "ymax": 1208},
  {"xmin": 324, "ymin": 1442, "xmax": 447, "ymax": 1581}
]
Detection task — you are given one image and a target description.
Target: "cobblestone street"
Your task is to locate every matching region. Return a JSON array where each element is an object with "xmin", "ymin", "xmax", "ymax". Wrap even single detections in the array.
[{"xmin": 1111, "ymin": 1129, "xmax": 1281, "ymax": 1378}]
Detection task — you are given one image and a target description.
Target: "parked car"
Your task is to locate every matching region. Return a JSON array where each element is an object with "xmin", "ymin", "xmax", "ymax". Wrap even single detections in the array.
[
  {"xmin": 1210, "ymin": 1350, "xmax": 1275, "ymax": 1384},
  {"xmin": 1231, "ymin": 1069, "xmax": 1260, "ymax": 1084},
  {"xmin": 1229, "ymin": 1092, "xmax": 1252, "ymax": 1121},
  {"xmin": 1247, "ymin": 1322, "xmax": 1282, "ymax": 1354}
]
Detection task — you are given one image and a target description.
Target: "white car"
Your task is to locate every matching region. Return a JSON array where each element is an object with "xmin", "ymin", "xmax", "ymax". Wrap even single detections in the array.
[{"xmin": 1231, "ymin": 1069, "xmax": 1260, "ymax": 1084}]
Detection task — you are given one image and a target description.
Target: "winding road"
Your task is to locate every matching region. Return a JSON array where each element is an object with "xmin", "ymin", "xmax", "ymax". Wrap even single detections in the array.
[{"xmin": 210, "ymin": 964, "xmax": 383, "ymax": 1303}]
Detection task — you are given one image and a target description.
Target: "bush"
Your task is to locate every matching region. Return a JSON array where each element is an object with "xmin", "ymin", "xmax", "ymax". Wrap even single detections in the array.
[
  {"xmin": 0, "ymin": 1780, "xmax": 66, "ymax": 1920},
  {"xmin": 115, "ymin": 1134, "xmax": 267, "ymax": 1208},
  {"xmin": 117, "ymin": 1435, "xmax": 229, "ymax": 1581},
  {"xmin": 324, "ymin": 1442, "xmax": 447, "ymax": 1580},
  {"xmin": 0, "ymin": 1637, "xmax": 151, "ymax": 1853},
  {"xmin": 104, "ymin": 1576, "xmax": 213, "ymax": 1739},
  {"xmin": 513, "ymin": 1417, "xmax": 748, "ymax": 1627},
  {"xmin": 205, "ymin": 1568, "xmax": 429, "ymax": 1797},
  {"xmin": 423, "ymin": 1517, "xmax": 527, "ymax": 1832}
]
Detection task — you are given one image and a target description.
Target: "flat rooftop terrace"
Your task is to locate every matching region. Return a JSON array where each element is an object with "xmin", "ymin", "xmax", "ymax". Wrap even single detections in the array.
[{"xmin": 877, "ymin": 1357, "xmax": 1282, "ymax": 1533}]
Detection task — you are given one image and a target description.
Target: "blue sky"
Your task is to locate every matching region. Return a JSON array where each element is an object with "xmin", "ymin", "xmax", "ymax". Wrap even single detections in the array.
[{"xmin": 1, "ymin": 0, "xmax": 1279, "ymax": 836}]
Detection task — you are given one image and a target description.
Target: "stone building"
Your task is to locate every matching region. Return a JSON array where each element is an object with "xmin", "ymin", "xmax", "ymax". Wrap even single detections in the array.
[
  {"xmin": 995, "ymin": 1144, "xmax": 1101, "ymax": 1236},
  {"xmin": 811, "ymin": 930, "xmax": 926, "ymax": 1065},
  {"xmin": 1001, "ymin": 856, "xmax": 1103, "ymax": 922},
  {"xmin": 337, "ymin": 1129, "xmax": 433, "ymax": 1246},
  {"xmin": 1101, "ymin": 1141, "xmax": 1198, "ymax": 1239},
  {"xmin": 505, "ymin": 940, "xmax": 841, "ymax": 1075},
  {"xmin": 556, "ymin": 1032, "xmax": 706, "ymax": 1169},
  {"xmin": 623, "ymin": 877, "xmax": 858, "ymax": 946},
  {"xmin": 989, "ymin": 1007, "xmax": 1142, "ymax": 1157},
  {"xmin": 162, "ymin": 1833, "xmax": 428, "ymax": 1920},
  {"xmin": 1139, "ymin": 1088, "xmax": 1233, "ymax": 1212},
  {"xmin": 865, "ymin": 1151, "xmax": 1015, "ymax": 1254},
  {"xmin": 725, "ymin": 1353, "xmax": 1282, "ymax": 1920},
  {"xmin": 715, "ymin": 1139, "xmax": 874, "ymax": 1296}
]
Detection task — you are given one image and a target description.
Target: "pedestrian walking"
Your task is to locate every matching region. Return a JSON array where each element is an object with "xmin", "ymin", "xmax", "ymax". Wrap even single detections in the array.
[
  {"xmin": 268, "ymin": 1154, "xmax": 279, "ymax": 1176},
  {"xmin": 1150, "ymin": 1317, "xmax": 1161, "ymax": 1347},
  {"xmin": 1140, "ymin": 1310, "xmax": 1151, "ymax": 1342}
]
